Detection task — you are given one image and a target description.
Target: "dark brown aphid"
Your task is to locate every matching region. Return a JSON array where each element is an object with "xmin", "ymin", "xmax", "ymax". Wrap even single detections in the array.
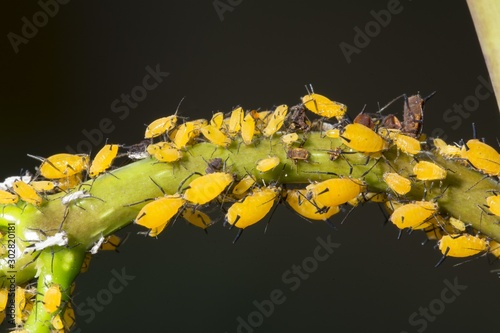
[
  {"xmin": 381, "ymin": 114, "xmax": 402, "ymax": 130},
  {"xmin": 287, "ymin": 104, "xmax": 312, "ymax": 132},
  {"xmin": 205, "ymin": 158, "xmax": 224, "ymax": 174},
  {"xmin": 353, "ymin": 113, "xmax": 375, "ymax": 130},
  {"xmin": 287, "ymin": 148, "xmax": 309, "ymax": 163},
  {"xmin": 401, "ymin": 92, "xmax": 435, "ymax": 138}
]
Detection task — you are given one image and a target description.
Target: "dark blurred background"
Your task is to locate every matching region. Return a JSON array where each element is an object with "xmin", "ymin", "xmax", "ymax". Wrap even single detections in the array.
[{"xmin": 1, "ymin": 1, "xmax": 500, "ymax": 332}]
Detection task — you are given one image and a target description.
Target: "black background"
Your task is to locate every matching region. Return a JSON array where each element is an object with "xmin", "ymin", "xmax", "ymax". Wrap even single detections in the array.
[{"xmin": 1, "ymin": 1, "xmax": 500, "ymax": 332}]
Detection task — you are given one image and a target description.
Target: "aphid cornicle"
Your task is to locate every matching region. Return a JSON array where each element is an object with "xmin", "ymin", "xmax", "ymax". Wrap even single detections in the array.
[
  {"xmin": 461, "ymin": 139, "xmax": 500, "ymax": 176},
  {"xmin": 302, "ymin": 90, "xmax": 347, "ymax": 120},
  {"xmin": 262, "ymin": 104, "xmax": 288, "ymax": 137},
  {"xmin": 144, "ymin": 115, "xmax": 177, "ymax": 139},
  {"xmin": 286, "ymin": 189, "xmax": 340, "ymax": 221},
  {"xmin": 43, "ymin": 284, "xmax": 62, "ymax": 313},
  {"xmin": 305, "ymin": 178, "xmax": 364, "ymax": 208},
  {"xmin": 12, "ymin": 180, "xmax": 42, "ymax": 206},
  {"xmin": 256, "ymin": 156, "xmax": 280, "ymax": 172},
  {"xmin": 183, "ymin": 172, "xmax": 234, "ymax": 205},
  {"xmin": 29, "ymin": 153, "xmax": 90, "ymax": 179},
  {"xmin": 89, "ymin": 144, "xmax": 120, "ymax": 178},
  {"xmin": 389, "ymin": 201, "xmax": 437, "ymax": 230},
  {"xmin": 412, "ymin": 161, "xmax": 447, "ymax": 181},
  {"xmin": 383, "ymin": 172, "xmax": 411, "ymax": 195},
  {"xmin": 134, "ymin": 195, "xmax": 185, "ymax": 230}
]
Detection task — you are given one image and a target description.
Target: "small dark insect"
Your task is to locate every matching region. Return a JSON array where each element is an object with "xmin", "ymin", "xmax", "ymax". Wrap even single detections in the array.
[
  {"xmin": 381, "ymin": 114, "xmax": 402, "ymax": 130},
  {"xmin": 205, "ymin": 158, "xmax": 224, "ymax": 174},
  {"xmin": 287, "ymin": 148, "xmax": 309, "ymax": 163},
  {"xmin": 353, "ymin": 112, "xmax": 375, "ymax": 129},
  {"xmin": 327, "ymin": 147, "xmax": 343, "ymax": 161},
  {"xmin": 402, "ymin": 92, "xmax": 435, "ymax": 138},
  {"xmin": 287, "ymin": 104, "xmax": 312, "ymax": 132}
]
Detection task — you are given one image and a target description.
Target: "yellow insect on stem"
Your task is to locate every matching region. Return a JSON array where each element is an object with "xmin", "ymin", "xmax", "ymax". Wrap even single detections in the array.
[
  {"xmin": 43, "ymin": 285, "xmax": 62, "ymax": 314},
  {"xmin": 412, "ymin": 161, "xmax": 447, "ymax": 181},
  {"xmin": 305, "ymin": 178, "xmax": 365, "ymax": 207},
  {"xmin": 383, "ymin": 172, "xmax": 412, "ymax": 195},
  {"xmin": 438, "ymin": 234, "xmax": 488, "ymax": 257},
  {"xmin": 302, "ymin": 92, "xmax": 347, "ymax": 120},
  {"xmin": 12, "ymin": 181, "xmax": 42, "ymax": 206},
  {"xmin": 389, "ymin": 201, "xmax": 437, "ymax": 230},
  {"xmin": 262, "ymin": 105, "xmax": 288, "ymax": 137},
  {"xmin": 182, "ymin": 172, "xmax": 234, "ymax": 205},
  {"xmin": 89, "ymin": 144, "xmax": 120, "ymax": 177},
  {"xmin": 144, "ymin": 115, "xmax": 178, "ymax": 139},
  {"xmin": 285, "ymin": 189, "xmax": 340, "ymax": 221},
  {"xmin": 134, "ymin": 195, "xmax": 186, "ymax": 232}
]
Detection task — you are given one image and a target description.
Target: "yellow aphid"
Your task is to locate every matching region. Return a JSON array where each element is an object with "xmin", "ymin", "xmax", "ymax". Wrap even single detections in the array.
[
  {"xmin": 183, "ymin": 172, "xmax": 234, "ymax": 205},
  {"xmin": 286, "ymin": 189, "xmax": 340, "ymax": 221},
  {"xmin": 433, "ymin": 138, "xmax": 461, "ymax": 158},
  {"xmin": 486, "ymin": 194, "xmax": 500, "ymax": 216},
  {"xmin": 339, "ymin": 124, "xmax": 388, "ymax": 153},
  {"xmin": 461, "ymin": 139, "xmax": 500, "ymax": 176},
  {"xmin": 390, "ymin": 132, "xmax": 421, "ymax": 155},
  {"xmin": 181, "ymin": 209, "xmax": 212, "ymax": 229},
  {"xmin": 228, "ymin": 107, "xmax": 244, "ymax": 137},
  {"xmin": 81, "ymin": 253, "xmax": 92, "ymax": 273},
  {"xmin": 389, "ymin": 201, "xmax": 437, "ymax": 230},
  {"xmin": 12, "ymin": 181, "xmax": 42, "ymax": 206},
  {"xmin": 52, "ymin": 314, "xmax": 64, "ymax": 330},
  {"xmin": 147, "ymin": 142, "xmax": 183, "ymax": 163},
  {"xmin": 32, "ymin": 153, "xmax": 90, "ymax": 179},
  {"xmin": 144, "ymin": 115, "xmax": 177, "ymax": 139},
  {"xmin": 134, "ymin": 195, "xmax": 185, "ymax": 230},
  {"xmin": 210, "ymin": 112, "xmax": 225, "ymax": 129},
  {"xmin": 15, "ymin": 286, "xmax": 26, "ymax": 326},
  {"xmin": 43, "ymin": 284, "xmax": 62, "ymax": 313},
  {"xmin": 305, "ymin": 178, "xmax": 364, "ymax": 207},
  {"xmin": 281, "ymin": 133, "xmax": 299, "ymax": 146},
  {"xmin": 438, "ymin": 234, "xmax": 488, "ymax": 257},
  {"xmin": 449, "ymin": 217, "xmax": 467, "ymax": 232},
  {"xmin": 226, "ymin": 187, "xmax": 280, "ymax": 230},
  {"xmin": 200, "ymin": 124, "xmax": 232, "ymax": 147},
  {"xmin": 90, "ymin": 144, "xmax": 120, "ymax": 177},
  {"xmin": 325, "ymin": 128, "xmax": 340, "ymax": 139},
  {"xmin": 173, "ymin": 121, "xmax": 206, "ymax": 149},
  {"xmin": 302, "ymin": 93, "xmax": 347, "ymax": 120},
  {"xmin": 232, "ymin": 174, "xmax": 256, "ymax": 199},
  {"xmin": 0, "ymin": 288, "xmax": 7, "ymax": 312},
  {"xmin": 30, "ymin": 181, "xmax": 56, "ymax": 193},
  {"xmin": 256, "ymin": 156, "xmax": 280, "ymax": 172},
  {"xmin": 56, "ymin": 174, "xmax": 83, "ymax": 191},
  {"xmin": 262, "ymin": 105, "xmax": 288, "ymax": 137},
  {"xmin": 383, "ymin": 172, "xmax": 411, "ymax": 195},
  {"xmin": 254, "ymin": 110, "xmax": 272, "ymax": 132},
  {"xmin": 0, "ymin": 189, "xmax": 18, "ymax": 205},
  {"xmin": 413, "ymin": 161, "xmax": 447, "ymax": 181},
  {"xmin": 62, "ymin": 302, "xmax": 76, "ymax": 330},
  {"xmin": 489, "ymin": 240, "xmax": 500, "ymax": 259},
  {"xmin": 241, "ymin": 112, "xmax": 256, "ymax": 145}
]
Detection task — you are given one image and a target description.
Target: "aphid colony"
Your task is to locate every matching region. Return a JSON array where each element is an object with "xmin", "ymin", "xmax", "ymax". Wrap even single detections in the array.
[{"xmin": 3, "ymin": 88, "xmax": 500, "ymax": 331}]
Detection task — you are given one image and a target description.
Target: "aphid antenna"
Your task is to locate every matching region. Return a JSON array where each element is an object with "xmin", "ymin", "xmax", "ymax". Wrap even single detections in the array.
[
  {"xmin": 376, "ymin": 94, "xmax": 405, "ymax": 115},
  {"xmin": 339, "ymin": 205, "xmax": 356, "ymax": 225}
]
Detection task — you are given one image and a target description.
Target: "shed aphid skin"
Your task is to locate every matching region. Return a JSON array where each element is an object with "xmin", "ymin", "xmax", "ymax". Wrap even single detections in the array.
[
  {"xmin": 22, "ymin": 231, "xmax": 68, "ymax": 254},
  {"xmin": 256, "ymin": 156, "xmax": 280, "ymax": 172},
  {"xmin": 461, "ymin": 139, "xmax": 500, "ymax": 176},
  {"xmin": 12, "ymin": 180, "xmax": 43, "ymax": 206},
  {"xmin": 262, "ymin": 104, "xmax": 288, "ymax": 137},
  {"xmin": 226, "ymin": 186, "xmax": 280, "ymax": 242},
  {"xmin": 302, "ymin": 85, "xmax": 347, "ymax": 120},
  {"xmin": 182, "ymin": 172, "xmax": 234, "ymax": 205},
  {"xmin": 61, "ymin": 190, "xmax": 94, "ymax": 206},
  {"xmin": 147, "ymin": 142, "xmax": 183, "ymax": 163},
  {"xmin": 389, "ymin": 201, "xmax": 438, "ymax": 230},
  {"xmin": 134, "ymin": 194, "xmax": 185, "ymax": 232},
  {"xmin": 286, "ymin": 147, "xmax": 310, "ymax": 164},
  {"xmin": 412, "ymin": 161, "xmax": 447, "ymax": 181},
  {"xmin": 200, "ymin": 124, "xmax": 232, "ymax": 147},
  {"xmin": 305, "ymin": 177, "xmax": 365, "ymax": 208},
  {"xmin": 436, "ymin": 233, "xmax": 489, "ymax": 267},
  {"xmin": 433, "ymin": 138, "xmax": 461, "ymax": 158},
  {"xmin": 89, "ymin": 236, "xmax": 106, "ymax": 255},
  {"xmin": 285, "ymin": 189, "xmax": 340, "ymax": 221},
  {"xmin": 336, "ymin": 123, "xmax": 389, "ymax": 154},
  {"xmin": 89, "ymin": 144, "xmax": 120, "ymax": 178},
  {"xmin": 241, "ymin": 112, "xmax": 256, "ymax": 145},
  {"xmin": 383, "ymin": 172, "xmax": 412, "ymax": 196},
  {"xmin": 28, "ymin": 153, "xmax": 90, "ymax": 179},
  {"xmin": 43, "ymin": 284, "xmax": 62, "ymax": 313},
  {"xmin": 281, "ymin": 133, "xmax": 300, "ymax": 146}
]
